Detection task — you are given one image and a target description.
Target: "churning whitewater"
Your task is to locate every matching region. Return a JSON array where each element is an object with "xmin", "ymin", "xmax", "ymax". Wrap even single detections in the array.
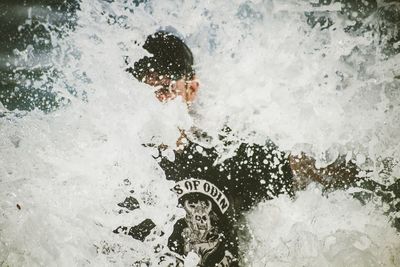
[{"xmin": 1, "ymin": 0, "xmax": 400, "ymax": 266}]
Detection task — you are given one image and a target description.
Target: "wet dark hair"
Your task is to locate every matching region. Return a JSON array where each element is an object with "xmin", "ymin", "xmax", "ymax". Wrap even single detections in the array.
[{"xmin": 127, "ymin": 31, "xmax": 195, "ymax": 81}]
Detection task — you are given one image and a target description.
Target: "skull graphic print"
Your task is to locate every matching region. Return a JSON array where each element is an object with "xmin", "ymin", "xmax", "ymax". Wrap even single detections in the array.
[{"xmin": 168, "ymin": 179, "xmax": 234, "ymax": 266}]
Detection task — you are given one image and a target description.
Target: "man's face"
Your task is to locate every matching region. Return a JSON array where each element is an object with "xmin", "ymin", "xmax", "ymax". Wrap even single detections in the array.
[{"xmin": 144, "ymin": 72, "xmax": 199, "ymax": 103}]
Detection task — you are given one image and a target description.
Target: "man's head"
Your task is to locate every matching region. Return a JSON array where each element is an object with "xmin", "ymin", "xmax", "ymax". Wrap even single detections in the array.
[{"xmin": 128, "ymin": 31, "xmax": 199, "ymax": 103}]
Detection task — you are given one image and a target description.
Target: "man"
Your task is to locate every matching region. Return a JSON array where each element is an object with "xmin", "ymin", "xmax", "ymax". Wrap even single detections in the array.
[
  {"xmin": 126, "ymin": 31, "xmax": 199, "ymax": 103},
  {"xmin": 117, "ymin": 31, "xmax": 372, "ymax": 266}
]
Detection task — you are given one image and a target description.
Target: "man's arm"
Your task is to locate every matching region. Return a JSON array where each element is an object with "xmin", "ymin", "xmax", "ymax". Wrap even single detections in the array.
[{"xmin": 289, "ymin": 153, "xmax": 361, "ymax": 190}]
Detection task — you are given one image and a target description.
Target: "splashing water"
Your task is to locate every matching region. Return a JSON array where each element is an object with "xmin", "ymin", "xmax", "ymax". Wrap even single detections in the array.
[{"xmin": 1, "ymin": 0, "xmax": 399, "ymax": 266}]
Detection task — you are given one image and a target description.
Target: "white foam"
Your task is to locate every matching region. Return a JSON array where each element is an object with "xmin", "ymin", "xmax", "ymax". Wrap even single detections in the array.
[
  {"xmin": 1, "ymin": 0, "xmax": 399, "ymax": 265},
  {"xmin": 242, "ymin": 184, "xmax": 400, "ymax": 266}
]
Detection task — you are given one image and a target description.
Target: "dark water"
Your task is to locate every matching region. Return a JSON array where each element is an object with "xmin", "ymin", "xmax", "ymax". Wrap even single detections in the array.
[{"xmin": 0, "ymin": 0, "xmax": 78, "ymax": 111}]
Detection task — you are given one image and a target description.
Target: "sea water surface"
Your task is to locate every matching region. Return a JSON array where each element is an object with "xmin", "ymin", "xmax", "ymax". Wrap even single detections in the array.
[{"xmin": 1, "ymin": 0, "xmax": 400, "ymax": 266}]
